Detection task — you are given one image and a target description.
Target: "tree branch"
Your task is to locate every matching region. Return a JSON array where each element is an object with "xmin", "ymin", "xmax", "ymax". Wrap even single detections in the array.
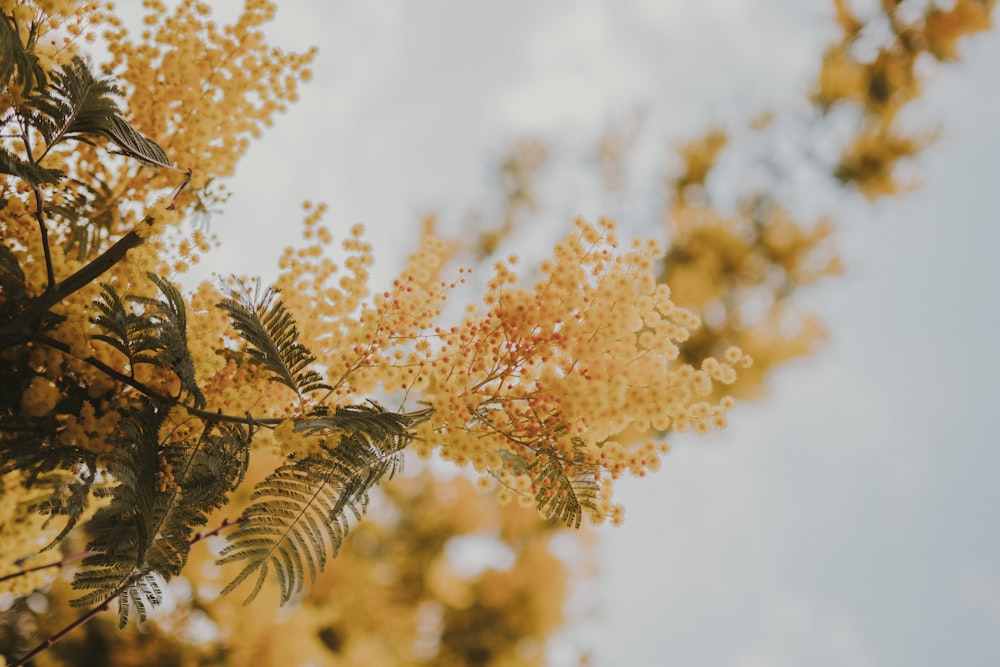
[
  {"xmin": 0, "ymin": 550, "xmax": 97, "ymax": 585},
  {"xmin": 31, "ymin": 184, "xmax": 56, "ymax": 292},
  {"xmin": 0, "ymin": 224, "xmax": 148, "ymax": 348},
  {"xmin": 187, "ymin": 515, "xmax": 247, "ymax": 543}
]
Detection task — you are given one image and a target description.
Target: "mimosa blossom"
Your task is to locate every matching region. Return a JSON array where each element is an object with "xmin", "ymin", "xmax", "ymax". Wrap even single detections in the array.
[{"xmin": 274, "ymin": 214, "xmax": 749, "ymax": 524}]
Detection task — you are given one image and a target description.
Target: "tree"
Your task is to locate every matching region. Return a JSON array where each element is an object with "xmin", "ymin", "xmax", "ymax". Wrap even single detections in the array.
[{"xmin": 0, "ymin": 1, "xmax": 994, "ymax": 665}]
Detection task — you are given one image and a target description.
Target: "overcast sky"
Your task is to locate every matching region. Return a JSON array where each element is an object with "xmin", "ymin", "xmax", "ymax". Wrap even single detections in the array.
[{"xmin": 199, "ymin": 2, "xmax": 1000, "ymax": 665}]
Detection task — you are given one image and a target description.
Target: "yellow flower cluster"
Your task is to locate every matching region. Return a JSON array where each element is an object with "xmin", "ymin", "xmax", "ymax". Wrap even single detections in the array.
[
  {"xmin": 259, "ymin": 211, "xmax": 748, "ymax": 524},
  {"xmin": 19, "ymin": 376, "xmax": 62, "ymax": 418},
  {"xmin": 410, "ymin": 218, "xmax": 748, "ymax": 523},
  {"xmin": 663, "ymin": 199, "xmax": 839, "ymax": 400},
  {"xmin": 271, "ymin": 205, "xmax": 453, "ymax": 405},
  {"xmin": 58, "ymin": 399, "xmax": 120, "ymax": 455},
  {"xmin": 105, "ymin": 0, "xmax": 315, "ymax": 189}
]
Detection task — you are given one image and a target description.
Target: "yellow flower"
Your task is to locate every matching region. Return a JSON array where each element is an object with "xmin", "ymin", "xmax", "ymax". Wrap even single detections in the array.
[{"xmin": 21, "ymin": 377, "xmax": 61, "ymax": 418}]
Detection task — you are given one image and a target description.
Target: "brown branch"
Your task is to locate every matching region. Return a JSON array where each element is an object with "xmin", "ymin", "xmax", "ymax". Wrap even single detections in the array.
[
  {"xmin": 31, "ymin": 332, "xmax": 164, "ymax": 397},
  {"xmin": 0, "ymin": 225, "xmax": 148, "ymax": 348},
  {"xmin": 31, "ymin": 185, "xmax": 56, "ymax": 293},
  {"xmin": 0, "ymin": 549, "xmax": 97, "ymax": 585},
  {"xmin": 188, "ymin": 515, "xmax": 247, "ymax": 543},
  {"xmin": 17, "ymin": 112, "xmax": 57, "ymax": 292}
]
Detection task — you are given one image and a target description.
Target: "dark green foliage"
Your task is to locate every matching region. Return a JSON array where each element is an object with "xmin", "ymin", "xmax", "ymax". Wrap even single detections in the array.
[
  {"xmin": 292, "ymin": 403, "xmax": 422, "ymax": 447},
  {"xmin": 498, "ymin": 437, "xmax": 600, "ymax": 529},
  {"xmin": 0, "ymin": 412, "xmax": 98, "ymax": 554},
  {"xmin": 0, "ymin": 10, "xmax": 46, "ymax": 98},
  {"xmin": 99, "ymin": 114, "xmax": 172, "ymax": 169},
  {"xmin": 0, "ymin": 379, "xmax": 96, "ymax": 540},
  {"xmin": 91, "ymin": 273, "xmax": 206, "ymax": 408},
  {"xmin": 217, "ymin": 280, "xmax": 331, "ymax": 403},
  {"xmin": 0, "ymin": 295, "xmax": 94, "ymax": 532},
  {"xmin": 70, "ymin": 401, "xmax": 169, "ymax": 624},
  {"xmin": 26, "ymin": 462, "xmax": 98, "ymax": 552},
  {"xmin": 0, "ymin": 425, "xmax": 78, "ymax": 473},
  {"xmin": 217, "ymin": 403, "xmax": 421, "ymax": 605},
  {"xmin": 26, "ymin": 56, "xmax": 170, "ymax": 168},
  {"xmin": 532, "ymin": 441, "xmax": 600, "ymax": 529},
  {"xmin": 0, "ymin": 147, "xmax": 62, "ymax": 185},
  {"xmin": 148, "ymin": 421, "xmax": 251, "ymax": 578},
  {"xmin": 0, "ymin": 425, "xmax": 97, "ymax": 563},
  {"xmin": 72, "ymin": 401, "xmax": 250, "ymax": 626},
  {"xmin": 0, "ymin": 241, "xmax": 27, "ymax": 326}
]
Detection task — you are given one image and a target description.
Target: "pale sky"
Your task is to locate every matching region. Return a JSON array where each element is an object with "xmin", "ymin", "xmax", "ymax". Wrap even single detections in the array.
[{"xmin": 200, "ymin": 2, "xmax": 1000, "ymax": 665}]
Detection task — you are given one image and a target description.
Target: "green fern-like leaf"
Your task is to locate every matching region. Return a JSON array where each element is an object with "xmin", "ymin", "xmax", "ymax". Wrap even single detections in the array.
[
  {"xmin": 71, "ymin": 568, "xmax": 164, "ymax": 628},
  {"xmin": 26, "ymin": 461, "xmax": 98, "ymax": 552},
  {"xmin": 145, "ymin": 421, "xmax": 251, "ymax": 579},
  {"xmin": 129, "ymin": 273, "xmax": 205, "ymax": 408},
  {"xmin": 532, "ymin": 440, "xmax": 600, "ymax": 529},
  {"xmin": 217, "ymin": 280, "xmax": 331, "ymax": 403},
  {"xmin": 293, "ymin": 403, "xmax": 423, "ymax": 449},
  {"xmin": 217, "ymin": 404, "xmax": 422, "ymax": 605},
  {"xmin": 0, "ymin": 10, "xmax": 46, "ymax": 97},
  {"xmin": 115, "ymin": 574, "xmax": 164, "ymax": 626},
  {"xmin": 90, "ymin": 273, "xmax": 206, "ymax": 408},
  {"xmin": 28, "ymin": 56, "xmax": 121, "ymax": 152},
  {"xmin": 26, "ymin": 55, "xmax": 170, "ymax": 168},
  {"xmin": 91, "ymin": 281, "xmax": 141, "ymax": 358},
  {"xmin": 0, "ymin": 147, "xmax": 63, "ymax": 185},
  {"xmin": 497, "ymin": 436, "xmax": 600, "ymax": 529},
  {"xmin": 100, "ymin": 114, "xmax": 172, "ymax": 169},
  {"xmin": 0, "ymin": 413, "xmax": 97, "ymax": 551},
  {"xmin": 70, "ymin": 401, "xmax": 168, "ymax": 622},
  {"xmin": 0, "ymin": 438, "xmax": 90, "ymax": 488},
  {"xmin": 72, "ymin": 402, "xmax": 250, "ymax": 626}
]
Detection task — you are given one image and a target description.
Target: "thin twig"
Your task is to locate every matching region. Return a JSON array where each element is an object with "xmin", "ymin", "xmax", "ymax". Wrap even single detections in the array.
[
  {"xmin": 188, "ymin": 515, "xmax": 247, "ymax": 543},
  {"xmin": 19, "ymin": 113, "xmax": 57, "ymax": 292},
  {"xmin": 0, "ymin": 516, "xmax": 247, "ymax": 587},
  {"xmin": 31, "ymin": 184, "xmax": 56, "ymax": 291},
  {"xmin": 0, "ymin": 550, "xmax": 97, "ymax": 585}
]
